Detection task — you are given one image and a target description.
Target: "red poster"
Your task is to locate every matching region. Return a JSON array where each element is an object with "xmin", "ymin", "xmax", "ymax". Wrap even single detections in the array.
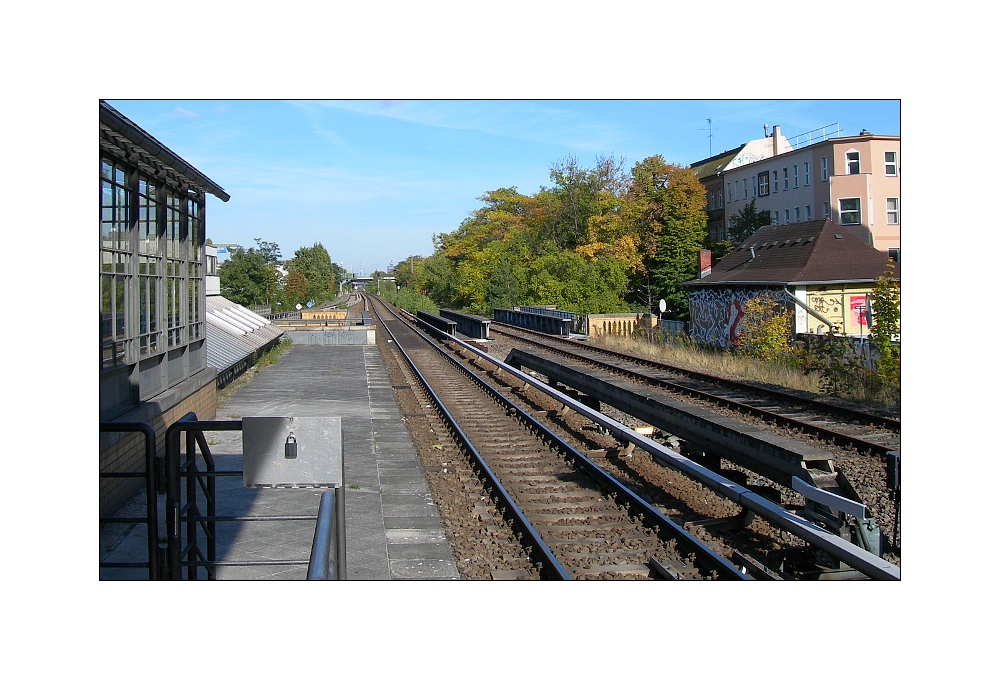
[{"xmin": 850, "ymin": 295, "xmax": 868, "ymax": 326}]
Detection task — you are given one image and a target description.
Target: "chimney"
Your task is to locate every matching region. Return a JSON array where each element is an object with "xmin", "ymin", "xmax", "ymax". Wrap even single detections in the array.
[
  {"xmin": 772, "ymin": 124, "xmax": 781, "ymax": 155},
  {"xmin": 698, "ymin": 249, "xmax": 712, "ymax": 279}
]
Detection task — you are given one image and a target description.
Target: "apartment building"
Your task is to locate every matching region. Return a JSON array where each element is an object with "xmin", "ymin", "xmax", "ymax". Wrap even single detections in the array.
[
  {"xmin": 723, "ymin": 129, "xmax": 900, "ymax": 260},
  {"xmin": 691, "ymin": 126, "xmax": 793, "ymax": 243}
]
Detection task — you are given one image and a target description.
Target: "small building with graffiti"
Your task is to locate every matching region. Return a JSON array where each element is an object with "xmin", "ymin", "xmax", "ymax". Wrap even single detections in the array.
[{"xmin": 681, "ymin": 219, "xmax": 898, "ymax": 348}]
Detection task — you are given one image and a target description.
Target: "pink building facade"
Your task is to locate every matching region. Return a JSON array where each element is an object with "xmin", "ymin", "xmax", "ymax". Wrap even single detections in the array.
[{"xmin": 722, "ymin": 131, "xmax": 900, "ymax": 260}]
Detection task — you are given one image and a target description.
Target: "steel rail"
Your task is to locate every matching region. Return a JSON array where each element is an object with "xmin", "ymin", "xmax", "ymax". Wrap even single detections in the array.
[
  {"xmin": 493, "ymin": 324, "xmax": 898, "ymax": 456},
  {"xmin": 416, "ymin": 312, "xmax": 899, "ymax": 580},
  {"xmin": 388, "ymin": 298, "xmax": 747, "ymax": 580},
  {"xmin": 370, "ymin": 297, "xmax": 570, "ymax": 580},
  {"xmin": 493, "ymin": 323, "xmax": 900, "ymax": 433}
]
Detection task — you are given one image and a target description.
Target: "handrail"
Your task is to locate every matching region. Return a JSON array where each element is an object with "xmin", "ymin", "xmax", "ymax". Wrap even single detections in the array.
[
  {"xmin": 99, "ymin": 421, "xmax": 160, "ymax": 580},
  {"xmin": 307, "ymin": 490, "xmax": 347, "ymax": 580}
]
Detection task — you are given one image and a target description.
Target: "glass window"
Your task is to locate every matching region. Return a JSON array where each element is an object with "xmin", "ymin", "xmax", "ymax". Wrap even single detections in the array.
[
  {"xmin": 804, "ymin": 162, "xmax": 810, "ymax": 186},
  {"xmin": 840, "ymin": 198, "xmax": 861, "ymax": 224},
  {"xmin": 743, "ymin": 178, "xmax": 748, "ymax": 199},
  {"xmin": 888, "ymin": 248, "xmax": 900, "ymax": 263},
  {"xmin": 885, "ymin": 151, "xmax": 897, "ymax": 176},
  {"xmin": 846, "ymin": 151, "xmax": 860, "ymax": 175},
  {"xmin": 727, "ymin": 182, "xmax": 731, "ymax": 202},
  {"xmin": 100, "ymin": 159, "xmax": 132, "ymax": 369},
  {"xmin": 793, "ymin": 165, "xmax": 799, "ymax": 188},
  {"xmin": 795, "ymin": 207, "xmax": 801, "ymax": 221},
  {"xmin": 782, "ymin": 168, "xmax": 788, "ymax": 190},
  {"xmin": 887, "ymin": 198, "xmax": 899, "ymax": 225},
  {"xmin": 823, "ymin": 202, "xmax": 830, "ymax": 218},
  {"xmin": 805, "ymin": 205, "xmax": 812, "ymax": 219},
  {"xmin": 784, "ymin": 209, "xmax": 790, "ymax": 223},
  {"xmin": 821, "ymin": 157, "xmax": 829, "ymax": 181},
  {"xmin": 758, "ymin": 172, "xmax": 769, "ymax": 196}
]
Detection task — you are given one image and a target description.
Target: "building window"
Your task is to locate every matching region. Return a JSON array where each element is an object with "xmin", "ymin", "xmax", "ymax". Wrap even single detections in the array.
[
  {"xmin": 840, "ymin": 197, "xmax": 861, "ymax": 225},
  {"xmin": 727, "ymin": 182, "xmax": 731, "ymax": 202},
  {"xmin": 784, "ymin": 209, "xmax": 790, "ymax": 224},
  {"xmin": 717, "ymin": 188, "xmax": 723, "ymax": 208},
  {"xmin": 805, "ymin": 205, "xmax": 812, "ymax": 219},
  {"xmin": 804, "ymin": 161, "xmax": 810, "ymax": 186},
  {"xmin": 846, "ymin": 151, "xmax": 860, "ymax": 175},
  {"xmin": 758, "ymin": 172, "xmax": 770, "ymax": 196},
  {"xmin": 101, "ymin": 159, "xmax": 132, "ymax": 369},
  {"xmin": 888, "ymin": 248, "xmax": 900, "ymax": 263},
  {"xmin": 886, "ymin": 197, "xmax": 900, "ymax": 225},
  {"xmin": 821, "ymin": 157, "xmax": 829, "ymax": 181},
  {"xmin": 823, "ymin": 202, "xmax": 830, "ymax": 218},
  {"xmin": 709, "ymin": 190, "xmax": 715, "ymax": 210},
  {"xmin": 885, "ymin": 151, "xmax": 897, "ymax": 176},
  {"xmin": 100, "ymin": 154, "xmax": 206, "ymax": 372},
  {"xmin": 772, "ymin": 211, "xmax": 779, "ymax": 224},
  {"xmin": 793, "ymin": 165, "xmax": 799, "ymax": 188},
  {"xmin": 782, "ymin": 168, "xmax": 788, "ymax": 190},
  {"xmin": 795, "ymin": 207, "xmax": 801, "ymax": 221},
  {"xmin": 743, "ymin": 178, "xmax": 748, "ymax": 199}
]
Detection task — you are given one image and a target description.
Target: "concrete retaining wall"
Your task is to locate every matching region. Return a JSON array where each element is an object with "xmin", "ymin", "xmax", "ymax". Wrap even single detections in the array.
[{"xmin": 284, "ymin": 327, "xmax": 376, "ymax": 345}]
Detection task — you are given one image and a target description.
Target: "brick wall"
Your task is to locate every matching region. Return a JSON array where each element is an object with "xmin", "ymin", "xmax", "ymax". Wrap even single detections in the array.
[{"xmin": 99, "ymin": 372, "xmax": 217, "ymax": 518}]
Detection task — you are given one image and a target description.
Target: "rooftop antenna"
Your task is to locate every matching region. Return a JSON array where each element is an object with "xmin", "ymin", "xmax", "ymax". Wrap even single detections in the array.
[{"xmin": 701, "ymin": 118, "xmax": 715, "ymax": 156}]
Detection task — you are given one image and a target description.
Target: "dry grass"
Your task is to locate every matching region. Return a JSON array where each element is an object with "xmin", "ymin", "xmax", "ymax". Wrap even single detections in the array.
[{"xmin": 591, "ymin": 334, "xmax": 825, "ymax": 396}]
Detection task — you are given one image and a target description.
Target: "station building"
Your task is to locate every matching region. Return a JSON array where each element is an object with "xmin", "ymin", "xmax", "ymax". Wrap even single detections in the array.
[
  {"xmin": 682, "ymin": 219, "xmax": 899, "ymax": 348},
  {"xmin": 99, "ymin": 101, "xmax": 230, "ymax": 516}
]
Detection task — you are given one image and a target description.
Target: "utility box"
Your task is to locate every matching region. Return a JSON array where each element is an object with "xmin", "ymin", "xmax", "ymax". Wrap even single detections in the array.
[{"xmin": 242, "ymin": 417, "xmax": 343, "ymax": 488}]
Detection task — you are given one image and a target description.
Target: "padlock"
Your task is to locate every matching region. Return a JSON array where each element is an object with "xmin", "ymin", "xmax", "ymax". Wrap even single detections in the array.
[{"xmin": 285, "ymin": 432, "xmax": 298, "ymax": 459}]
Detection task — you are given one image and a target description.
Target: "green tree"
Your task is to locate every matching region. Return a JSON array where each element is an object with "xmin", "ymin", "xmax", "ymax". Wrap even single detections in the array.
[
  {"xmin": 218, "ymin": 240, "xmax": 281, "ymax": 307},
  {"xmin": 869, "ymin": 268, "xmax": 901, "ymax": 398},
  {"xmin": 641, "ymin": 164, "xmax": 707, "ymax": 319},
  {"xmin": 287, "ymin": 243, "xmax": 340, "ymax": 305},
  {"xmin": 729, "ymin": 198, "xmax": 772, "ymax": 244}
]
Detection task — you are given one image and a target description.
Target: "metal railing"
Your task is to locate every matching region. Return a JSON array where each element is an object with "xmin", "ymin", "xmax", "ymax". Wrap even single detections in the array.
[
  {"xmin": 100, "ymin": 413, "xmax": 347, "ymax": 580},
  {"xmin": 788, "ymin": 123, "xmax": 842, "ymax": 149},
  {"xmin": 307, "ymin": 490, "xmax": 347, "ymax": 580},
  {"xmin": 99, "ymin": 422, "xmax": 162, "ymax": 580}
]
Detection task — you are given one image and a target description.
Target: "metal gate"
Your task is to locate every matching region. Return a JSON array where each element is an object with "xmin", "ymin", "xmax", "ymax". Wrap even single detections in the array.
[{"xmin": 100, "ymin": 413, "xmax": 346, "ymax": 580}]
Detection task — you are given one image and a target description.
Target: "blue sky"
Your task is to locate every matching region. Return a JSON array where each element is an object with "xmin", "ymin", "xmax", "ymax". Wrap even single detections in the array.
[{"xmin": 106, "ymin": 99, "xmax": 900, "ymax": 276}]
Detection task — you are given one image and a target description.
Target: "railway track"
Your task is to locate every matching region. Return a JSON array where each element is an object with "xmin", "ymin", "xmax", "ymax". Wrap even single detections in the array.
[
  {"xmin": 369, "ymin": 296, "xmax": 747, "ymax": 580},
  {"xmin": 488, "ymin": 322, "xmax": 902, "ymax": 562},
  {"xmin": 368, "ymin": 295, "xmax": 900, "ymax": 580},
  {"xmin": 491, "ymin": 322, "xmax": 900, "ymax": 457}
]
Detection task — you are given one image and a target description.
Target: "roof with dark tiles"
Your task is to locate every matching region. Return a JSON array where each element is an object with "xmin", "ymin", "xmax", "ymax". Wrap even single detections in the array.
[{"xmin": 683, "ymin": 219, "xmax": 898, "ymax": 287}]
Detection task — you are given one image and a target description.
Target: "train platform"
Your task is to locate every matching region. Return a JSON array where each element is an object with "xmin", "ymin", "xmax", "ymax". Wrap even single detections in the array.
[{"xmin": 99, "ymin": 343, "xmax": 460, "ymax": 580}]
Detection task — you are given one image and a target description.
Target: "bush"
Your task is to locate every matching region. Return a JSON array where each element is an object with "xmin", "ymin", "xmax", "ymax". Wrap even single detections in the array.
[{"xmin": 733, "ymin": 293, "xmax": 794, "ymax": 362}]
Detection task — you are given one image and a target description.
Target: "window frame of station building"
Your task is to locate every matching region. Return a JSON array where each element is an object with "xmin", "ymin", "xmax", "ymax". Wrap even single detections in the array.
[
  {"xmin": 100, "ymin": 158, "xmax": 206, "ymax": 370},
  {"xmin": 99, "ymin": 102, "xmax": 229, "ymax": 417}
]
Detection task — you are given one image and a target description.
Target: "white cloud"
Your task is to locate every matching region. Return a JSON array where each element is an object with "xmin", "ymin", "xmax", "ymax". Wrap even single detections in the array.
[{"xmin": 302, "ymin": 100, "xmax": 627, "ymax": 153}]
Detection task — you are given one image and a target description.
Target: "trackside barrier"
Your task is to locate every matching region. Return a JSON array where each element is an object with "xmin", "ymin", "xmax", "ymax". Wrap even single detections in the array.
[
  {"xmin": 439, "ymin": 309, "xmax": 491, "ymax": 339},
  {"xmin": 494, "ymin": 308, "xmax": 574, "ymax": 336},
  {"xmin": 416, "ymin": 311, "xmax": 457, "ymax": 336}
]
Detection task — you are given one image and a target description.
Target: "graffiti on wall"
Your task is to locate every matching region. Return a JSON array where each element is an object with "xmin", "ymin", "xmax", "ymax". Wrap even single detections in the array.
[{"xmin": 688, "ymin": 288, "xmax": 771, "ymax": 348}]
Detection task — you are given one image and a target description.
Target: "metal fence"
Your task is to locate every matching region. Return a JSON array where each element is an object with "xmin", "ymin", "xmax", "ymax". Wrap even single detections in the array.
[{"xmin": 100, "ymin": 413, "xmax": 346, "ymax": 580}]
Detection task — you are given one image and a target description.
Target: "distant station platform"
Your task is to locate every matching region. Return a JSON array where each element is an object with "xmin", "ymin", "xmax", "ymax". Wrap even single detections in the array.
[{"xmin": 100, "ymin": 344, "xmax": 459, "ymax": 580}]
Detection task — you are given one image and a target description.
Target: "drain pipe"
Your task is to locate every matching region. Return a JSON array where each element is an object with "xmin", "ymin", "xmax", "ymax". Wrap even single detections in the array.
[{"xmin": 782, "ymin": 287, "xmax": 837, "ymax": 332}]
